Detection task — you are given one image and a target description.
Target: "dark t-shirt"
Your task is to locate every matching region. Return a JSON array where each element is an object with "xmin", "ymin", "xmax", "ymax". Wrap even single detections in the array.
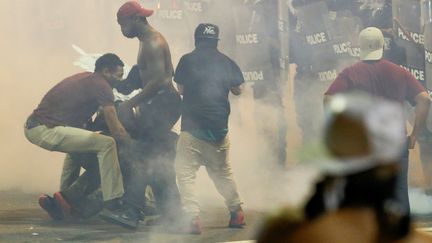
[
  {"xmin": 325, "ymin": 59, "xmax": 425, "ymax": 105},
  {"xmin": 174, "ymin": 46, "xmax": 244, "ymax": 131},
  {"xmin": 32, "ymin": 72, "xmax": 114, "ymax": 128}
]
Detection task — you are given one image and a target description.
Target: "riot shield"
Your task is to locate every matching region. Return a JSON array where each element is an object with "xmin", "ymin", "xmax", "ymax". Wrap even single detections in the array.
[
  {"xmin": 422, "ymin": 0, "xmax": 432, "ymax": 89},
  {"xmin": 393, "ymin": 0, "xmax": 426, "ymax": 84},
  {"xmin": 295, "ymin": 1, "xmax": 360, "ymax": 81},
  {"xmin": 151, "ymin": 0, "xmax": 192, "ymax": 63},
  {"xmin": 182, "ymin": 0, "xmax": 237, "ymax": 55},
  {"xmin": 231, "ymin": 1, "xmax": 276, "ymax": 86}
]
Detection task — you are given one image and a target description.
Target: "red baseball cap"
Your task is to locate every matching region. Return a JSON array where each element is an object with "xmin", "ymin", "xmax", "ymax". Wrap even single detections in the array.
[{"xmin": 117, "ymin": 1, "xmax": 154, "ymax": 20}]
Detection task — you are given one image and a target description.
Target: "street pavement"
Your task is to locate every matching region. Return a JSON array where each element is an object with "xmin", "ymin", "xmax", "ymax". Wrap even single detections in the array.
[
  {"xmin": 0, "ymin": 190, "xmax": 261, "ymax": 243},
  {"xmin": 2, "ymin": 189, "xmax": 432, "ymax": 242}
]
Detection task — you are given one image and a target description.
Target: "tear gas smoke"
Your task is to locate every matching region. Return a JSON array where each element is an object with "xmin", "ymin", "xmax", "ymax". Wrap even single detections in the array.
[
  {"xmin": 1, "ymin": 0, "xmax": 428, "ymax": 223},
  {"xmin": 0, "ymin": 0, "xmax": 313, "ymax": 213}
]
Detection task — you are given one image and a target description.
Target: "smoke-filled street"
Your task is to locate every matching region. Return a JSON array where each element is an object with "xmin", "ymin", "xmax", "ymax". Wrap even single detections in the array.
[
  {"xmin": 0, "ymin": 190, "xmax": 261, "ymax": 242},
  {"xmin": 4, "ymin": 0, "xmax": 432, "ymax": 242},
  {"xmin": 2, "ymin": 189, "xmax": 432, "ymax": 242}
]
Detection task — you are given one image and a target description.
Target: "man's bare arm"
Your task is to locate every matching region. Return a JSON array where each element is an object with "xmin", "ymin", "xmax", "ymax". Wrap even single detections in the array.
[
  {"xmin": 409, "ymin": 91, "xmax": 431, "ymax": 148},
  {"xmin": 230, "ymin": 84, "xmax": 244, "ymax": 96},
  {"xmin": 102, "ymin": 105, "xmax": 131, "ymax": 141}
]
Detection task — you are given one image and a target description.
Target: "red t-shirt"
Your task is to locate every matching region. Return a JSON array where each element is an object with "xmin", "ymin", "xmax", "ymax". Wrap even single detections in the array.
[
  {"xmin": 325, "ymin": 59, "xmax": 425, "ymax": 105},
  {"xmin": 32, "ymin": 72, "xmax": 114, "ymax": 128}
]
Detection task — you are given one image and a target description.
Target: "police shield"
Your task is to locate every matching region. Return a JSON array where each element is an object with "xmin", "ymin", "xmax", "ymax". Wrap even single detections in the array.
[
  {"xmin": 424, "ymin": 22, "xmax": 432, "ymax": 89},
  {"xmin": 328, "ymin": 15, "xmax": 362, "ymax": 60},
  {"xmin": 231, "ymin": 1, "xmax": 276, "ymax": 84},
  {"xmin": 182, "ymin": 0, "xmax": 237, "ymax": 55},
  {"xmin": 296, "ymin": 1, "xmax": 330, "ymax": 37},
  {"xmin": 295, "ymin": 2, "xmax": 334, "ymax": 75},
  {"xmin": 422, "ymin": 0, "xmax": 432, "ymax": 90},
  {"xmin": 295, "ymin": 1, "xmax": 360, "ymax": 78},
  {"xmin": 152, "ymin": 0, "xmax": 192, "ymax": 61},
  {"xmin": 393, "ymin": 0, "xmax": 426, "ymax": 84}
]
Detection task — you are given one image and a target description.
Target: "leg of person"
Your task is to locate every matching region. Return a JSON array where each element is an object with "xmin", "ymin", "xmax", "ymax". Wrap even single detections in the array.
[
  {"xmin": 121, "ymin": 162, "xmax": 150, "ymax": 220},
  {"xmin": 63, "ymin": 154, "xmax": 101, "ymax": 197},
  {"xmin": 39, "ymin": 154, "xmax": 96, "ymax": 220},
  {"xmin": 174, "ymin": 132, "xmax": 203, "ymax": 234},
  {"xmin": 202, "ymin": 135, "xmax": 245, "ymax": 228},
  {"xmin": 24, "ymin": 125, "xmax": 124, "ymax": 202},
  {"xmin": 99, "ymin": 139, "xmax": 151, "ymax": 229},
  {"xmin": 39, "ymin": 154, "xmax": 83, "ymax": 220},
  {"xmin": 61, "ymin": 153, "xmax": 104, "ymax": 218},
  {"xmin": 395, "ymin": 145, "xmax": 410, "ymax": 214},
  {"xmin": 122, "ymin": 139, "xmax": 153, "ymax": 211},
  {"xmin": 102, "ymin": 161, "xmax": 156, "ymax": 229},
  {"xmin": 60, "ymin": 154, "xmax": 81, "ymax": 191},
  {"xmin": 149, "ymin": 150, "xmax": 182, "ymax": 225},
  {"xmin": 418, "ymin": 131, "xmax": 432, "ymax": 195}
]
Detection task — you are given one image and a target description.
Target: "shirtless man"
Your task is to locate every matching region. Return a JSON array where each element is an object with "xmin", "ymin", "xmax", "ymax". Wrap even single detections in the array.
[
  {"xmin": 116, "ymin": 1, "xmax": 176, "ymax": 119},
  {"xmin": 98, "ymin": 1, "xmax": 182, "ymax": 229}
]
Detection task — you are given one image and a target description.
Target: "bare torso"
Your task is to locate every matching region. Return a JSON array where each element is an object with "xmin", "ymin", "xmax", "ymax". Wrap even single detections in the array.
[{"xmin": 137, "ymin": 29, "xmax": 174, "ymax": 93}]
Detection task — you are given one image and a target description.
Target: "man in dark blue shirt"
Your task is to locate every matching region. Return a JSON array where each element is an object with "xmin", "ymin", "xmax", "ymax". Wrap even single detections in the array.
[{"xmin": 174, "ymin": 23, "xmax": 245, "ymax": 234}]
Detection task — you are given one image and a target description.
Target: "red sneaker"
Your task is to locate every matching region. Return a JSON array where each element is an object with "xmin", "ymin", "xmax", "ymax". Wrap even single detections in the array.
[
  {"xmin": 53, "ymin": 192, "xmax": 72, "ymax": 217},
  {"xmin": 229, "ymin": 209, "xmax": 245, "ymax": 228},
  {"xmin": 38, "ymin": 194, "xmax": 64, "ymax": 220},
  {"xmin": 188, "ymin": 216, "xmax": 202, "ymax": 234}
]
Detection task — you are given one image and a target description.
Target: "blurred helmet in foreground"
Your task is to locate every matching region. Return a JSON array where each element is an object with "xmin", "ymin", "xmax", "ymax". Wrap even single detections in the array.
[{"xmin": 321, "ymin": 92, "xmax": 405, "ymax": 175}]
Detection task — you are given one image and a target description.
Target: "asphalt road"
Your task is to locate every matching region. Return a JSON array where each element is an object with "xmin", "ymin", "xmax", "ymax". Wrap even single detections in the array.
[
  {"xmin": 3, "ymin": 190, "xmax": 432, "ymax": 243},
  {"xmin": 0, "ymin": 190, "xmax": 261, "ymax": 243}
]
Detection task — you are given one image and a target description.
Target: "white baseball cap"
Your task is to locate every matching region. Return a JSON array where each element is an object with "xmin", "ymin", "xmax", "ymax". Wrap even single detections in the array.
[
  {"xmin": 318, "ymin": 92, "xmax": 406, "ymax": 175},
  {"xmin": 359, "ymin": 27, "xmax": 384, "ymax": 61}
]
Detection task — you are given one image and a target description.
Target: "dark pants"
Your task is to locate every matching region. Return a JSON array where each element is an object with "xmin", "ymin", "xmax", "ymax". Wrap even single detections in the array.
[
  {"xmin": 61, "ymin": 89, "xmax": 182, "ymax": 219},
  {"xmin": 61, "ymin": 133, "xmax": 182, "ymax": 219},
  {"xmin": 61, "ymin": 153, "xmax": 104, "ymax": 218},
  {"xmin": 396, "ymin": 144, "xmax": 410, "ymax": 214},
  {"xmin": 418, "ymin": 129, "xmax": 432, "ymax": 194},
  {"xmin": 122, "ymin": 133, "xmax": 182, "ymax": 221}
]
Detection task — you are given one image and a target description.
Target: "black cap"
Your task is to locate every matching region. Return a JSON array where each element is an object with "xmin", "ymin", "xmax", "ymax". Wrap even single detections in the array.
[{"xmin": 194, "ymin": 23, "xmax": 220, "ymax": 40}]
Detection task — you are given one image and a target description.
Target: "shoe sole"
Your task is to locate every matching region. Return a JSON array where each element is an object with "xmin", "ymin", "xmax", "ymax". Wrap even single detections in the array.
[
  {"xmin": 38, "ymin": 194, "xmax": 64, "ymax": 220},
  {"xmin": 189, "ymin": 228, "xmax": 202, "ymax": 235},
  {"xmin": 228, "ymin": 223, "xmax": 245, "ymax": 228},
  {"xmin": 53, "ymin": 192, "xmax": 72, "ymax": 217},
  {"xmin": 99, "ymin": 210, "xmax": 138, "ymax": 230}
]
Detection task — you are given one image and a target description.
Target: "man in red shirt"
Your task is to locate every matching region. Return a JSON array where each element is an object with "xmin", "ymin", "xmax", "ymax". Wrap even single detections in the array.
[
  {"xmin": 24, "ymin": 53, "xmax": 131, "ymax": 224},
  {"xmin": 324, "ymin": 27, "xmax": 431, "ymax": 212}
]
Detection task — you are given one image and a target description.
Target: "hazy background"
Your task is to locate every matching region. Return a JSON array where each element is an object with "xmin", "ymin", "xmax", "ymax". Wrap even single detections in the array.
[
  {"xmin": 0, "ymin": 0, "xmax": 429, "ymax": 214},
  {"xmin": 0, "ymin": 0, "xmax": 311, "ymax": 212},
  {"xmin": 0, "ymin": 1, "xmax": 140, "ymax": 191}
]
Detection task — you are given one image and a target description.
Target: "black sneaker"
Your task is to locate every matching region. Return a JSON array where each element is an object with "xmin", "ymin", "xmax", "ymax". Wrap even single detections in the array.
[
  {"xmin": 38, "ymin": 194, "xmax": 64, "ymax": 220},
  {"xmin": 99, "ymin": 207, "xmax": 140, "ymax": 230}
]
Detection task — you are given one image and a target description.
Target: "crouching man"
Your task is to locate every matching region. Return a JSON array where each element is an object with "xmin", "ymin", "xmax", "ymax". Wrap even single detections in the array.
[{"xmin": 24, "ymin": 53, "xmax": 131, "ymax": 227}]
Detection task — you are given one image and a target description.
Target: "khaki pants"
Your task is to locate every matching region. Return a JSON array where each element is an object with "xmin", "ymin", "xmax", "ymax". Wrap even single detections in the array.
[
  {"xmin": 60, "ymin": 154, "xmax": 81, "ymax": 191},
  {"xmin": 175, "ymin": 131, "xmax": 242, "ymax": 216},
  {"xmin": 24, "ymin": 124, "xmax": 124, "ymax": 201}
]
